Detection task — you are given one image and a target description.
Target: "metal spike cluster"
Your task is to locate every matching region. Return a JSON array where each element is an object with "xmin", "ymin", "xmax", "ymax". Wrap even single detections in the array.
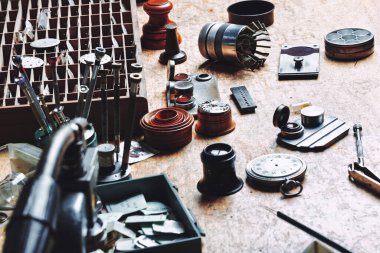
[{"xmin": 236, "ymin": 21, "xmax": 271, "ymax": 71}]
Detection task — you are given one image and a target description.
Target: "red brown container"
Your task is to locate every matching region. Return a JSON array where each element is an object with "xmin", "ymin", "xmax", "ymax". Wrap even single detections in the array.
[
  {"xmin": 195, "ymin": 100, "xmax": 235, "ymax": 137},
  {"xmin": 140, "ymin": 107, "xmax": 194, "ymax": 150}
]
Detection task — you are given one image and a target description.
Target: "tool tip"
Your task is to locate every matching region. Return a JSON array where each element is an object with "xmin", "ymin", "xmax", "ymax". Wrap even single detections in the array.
[
  {"xmin": 353, "ymin": 123, "xmax": 362, "ymax": 132},
  {"xmin": 261, "ymin": 206, "xmax": 276, "ymax": 214}
]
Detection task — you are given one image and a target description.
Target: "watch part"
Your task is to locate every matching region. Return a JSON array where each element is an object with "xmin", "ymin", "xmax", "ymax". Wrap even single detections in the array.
[{"xmin": 246, "ymin": 153, "xmax": 306, "ymax": 197}]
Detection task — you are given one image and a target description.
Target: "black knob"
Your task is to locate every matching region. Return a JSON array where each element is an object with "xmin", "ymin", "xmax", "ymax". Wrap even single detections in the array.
[
  {"xmin": 294, "ymin": 56, "xmax": 304, "ymax": 69},
  {"xmin": 159, "ymin": 24, "xmax": 187, "ymax": 65}
]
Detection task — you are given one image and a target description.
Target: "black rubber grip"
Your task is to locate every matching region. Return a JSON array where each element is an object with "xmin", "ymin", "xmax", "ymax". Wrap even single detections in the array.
[{"xmin": 230, "ymin": 86, "xmax": 257, "ymax": 114}]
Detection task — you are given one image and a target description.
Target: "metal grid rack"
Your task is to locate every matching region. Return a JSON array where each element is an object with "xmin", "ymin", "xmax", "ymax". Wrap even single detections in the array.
[{"xmin": 0, "ymin": 0, "xmax": 148, "ymax": 144}]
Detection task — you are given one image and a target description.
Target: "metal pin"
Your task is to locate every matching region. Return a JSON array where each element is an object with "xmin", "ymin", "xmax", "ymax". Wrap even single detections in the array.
[
  {"xmin": 75, "ymin": 85, "xmax": 89, "ymax": 117},
  {"xmin": 48, "ymin": 57, "xmax": 60, "ymax": 109},
  {"xmin": 111, "ymin": 63, "xmax": 122, "ymax": 162},
  {"xmin": 82, "ymin": 47, "xmax": 106, "ymax": 119},
  {"xmin": 38, "ymin": 94, "xmax": 56, "ymax": 129},
  {"xmin": 15, "ymin": 76, "xmax": 52, "ymax": 134},
  {"xmin": 99, "ymin": 69, "xmax": 109, "ymax": 143},
  {"xmin": 121, "ymin": 73, "xmax": 142, "ymax": 172},
  {"xmin": 81, "ymin": 59, "xmax": 92, "ymax": 87},
  {"xmin": 51, "ymin": 106, "xmax": 68, "ymax": 126}
]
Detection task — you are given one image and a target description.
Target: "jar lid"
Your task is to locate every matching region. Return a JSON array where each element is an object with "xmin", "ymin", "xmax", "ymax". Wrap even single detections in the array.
[{"xmin": 273, "ymin": 104, "xmax": 290, "ymax": 128}]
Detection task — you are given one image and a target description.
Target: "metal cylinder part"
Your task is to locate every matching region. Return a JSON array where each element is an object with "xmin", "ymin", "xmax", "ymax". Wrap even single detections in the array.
[
  {"xmin": 130, "ymin": 63, "xmax": 143, "ymax": 73},
  {"xmin": 199, "ymin": 22, "xmax": 245, "ymax": 64},
  {"xmin": 280, "ymin": 122, "xmax": 304, "ymax": 139},
  {"xmin": 174, "ymin": 95, "xmax": 196, "ymax": 110},
  {"xmin": 301, "ymin": 106, "xmax": 324, "ymax": 128},
  {"xmin": 198, "ymin": 21, "xmax": 270, "ymax": 70},
  {"xmin": 98, "ymin": 143, "xmax": 115, "ymax": 174},
  {"xmin": 174, "ymin": 80, "xmax": 194, "ymax": 97}
]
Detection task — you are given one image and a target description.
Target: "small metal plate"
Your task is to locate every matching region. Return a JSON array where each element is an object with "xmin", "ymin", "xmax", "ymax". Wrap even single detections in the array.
[
  {"xmin": 167, "ymin": 73, "xmax": 221, "ymax": 117},
  {"xmin": 30, "ymin": 38, "xmax": 60, "ymax": 49},
  {"xmin": 79, "ymin": 53, "xmax": 112, "ymax": 65},
  {"xmin": 198, "ymin": 100, "xmax": 230, "ymax": 114},
  {"xmin": 11, "ymin": 56, "xmax": 44, "ymax": 69},
  {"xmin": 278, "ymin": 44, "xmax": 320, "ymax": 80},
  {"xmin": 277, "ymin": 115, "xmax": 350, "ymax": 151},
  {"xmin": 246, "ymin": 154, "xmax": 306, "ymax": 187}
]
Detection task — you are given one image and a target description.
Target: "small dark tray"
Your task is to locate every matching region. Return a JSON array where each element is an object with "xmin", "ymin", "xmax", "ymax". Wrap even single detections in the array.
[{"xmin": 96, "ymin": 174, "xmax": 203, "ymax": 253}]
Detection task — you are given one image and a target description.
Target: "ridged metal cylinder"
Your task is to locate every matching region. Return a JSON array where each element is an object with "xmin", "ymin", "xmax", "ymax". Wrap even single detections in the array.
[{"xmin": 198, "ymin": 22, "xmax": 246, "ymax": 65}]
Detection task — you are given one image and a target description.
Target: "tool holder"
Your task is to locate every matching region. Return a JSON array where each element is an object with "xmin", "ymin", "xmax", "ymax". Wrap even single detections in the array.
[{"xmin": 0, "ymin": 0, "xmax": 148, "ymax": 144}]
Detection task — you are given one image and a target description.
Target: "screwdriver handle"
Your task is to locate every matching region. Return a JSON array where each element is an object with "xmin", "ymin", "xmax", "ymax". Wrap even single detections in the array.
[{"xmin": 353, "ymin": 124, "xmax": 364, "ymax": 166}]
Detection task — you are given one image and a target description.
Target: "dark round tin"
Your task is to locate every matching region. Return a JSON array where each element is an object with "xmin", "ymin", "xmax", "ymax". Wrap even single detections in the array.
[
  {"xmin": 301, "ymin": 106, "xmax": 324, "ymax": 128},
  {"xmin": 324, "ymin": 28, "xmax": 374, "ymax": 60},
  {"xmin": 227, "ymin": 0, "xmax": 275, "ymax": 27}
]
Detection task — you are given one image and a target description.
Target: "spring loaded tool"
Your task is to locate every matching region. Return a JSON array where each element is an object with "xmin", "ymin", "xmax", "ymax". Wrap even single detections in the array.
[
  {"xmin": 99, "ymin": 69, "xmax": 109, "ymax": 143},
  {"xmin": 121, "ymin": 73, "xmax": 141, "ymax": 173},
  {"xmin": 75, "ymin": 85, "xmax": 89, "ymax": 117},
  {"xmin": 111, "ymin": 63, "xmax": 122, "ymax": 162},
  {"xmin": 82, "ymin": 47, "xmax": 106, "ymax": 119},
  {"xmin": 13, "ymin": 55, "xmax": 52, "ymax": 134},
  {"xmin": 348, "ymin": 124, "xmax": 380, "ymax": 194},
  {"xmin": 48, "ymin": 56, "xmax": 60, "ymax": 109},
  {"xmin": 81, "ymin": 59, "xmax": 92, "ymax": 87},
  {"xmin": 38, "ymin": 94, "xmax": 56, "ymax": 130}
]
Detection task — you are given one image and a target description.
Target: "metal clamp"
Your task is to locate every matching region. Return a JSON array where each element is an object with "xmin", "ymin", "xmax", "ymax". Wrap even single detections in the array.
[{"xmin": 280, "ymin": 179, "xmax": 303, "ymax": 198}]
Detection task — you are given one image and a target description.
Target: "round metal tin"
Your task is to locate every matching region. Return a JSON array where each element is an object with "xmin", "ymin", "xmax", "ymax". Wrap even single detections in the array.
[
  {"xmin": 301, "ymin": 106, "xmax": 324, "ymax": 128},
  {"xmin": 227, "ymin": 0, "xmax": 275, "ymax": 27},
  {"xmin": 12, "ymin": 56, "xmax": 44, "ymax": 69},
  {"xmin": 196, "ymin": 100, "xmax": 236, "ymax": 137},
  {"xmin": 30, "ymin": 38, "xmax": 60, "ymax": 49},
  {"xmin": 324, "ymin": 28, "xmax": 374, "ymax": 60},
  {"xmin": 80, "ymin": 53, "xmax": 112, "ymax": 65},
  {"xmin": 246, "ymin": 154, "xmax": 306, "ymax": 188}
]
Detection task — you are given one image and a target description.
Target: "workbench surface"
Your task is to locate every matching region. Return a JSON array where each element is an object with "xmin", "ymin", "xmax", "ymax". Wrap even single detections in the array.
[{"xmin": 2, "ymin": 0, "xmax": 380, "ymax": 252}]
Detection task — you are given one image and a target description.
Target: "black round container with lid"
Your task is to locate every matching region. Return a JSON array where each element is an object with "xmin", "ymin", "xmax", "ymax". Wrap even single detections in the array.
[{"xmin": 273, "ymin": 104, "xmax": 304, "ymax": 139}]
